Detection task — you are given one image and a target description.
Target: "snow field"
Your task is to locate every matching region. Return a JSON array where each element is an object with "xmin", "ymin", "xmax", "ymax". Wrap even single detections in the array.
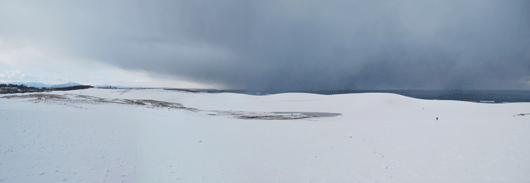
[{"xmin": 1, "ymin": 89, "xmax": 529, "ymax": 182}]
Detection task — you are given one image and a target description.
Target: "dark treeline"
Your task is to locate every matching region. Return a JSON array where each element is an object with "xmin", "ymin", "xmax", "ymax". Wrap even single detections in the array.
[
  {"xmin": 0, "ymin": 84, "xmax": 93, "ymax": 94},
  {"xmin": 53, "ymin": 85, "xmax": 92, "ymax": 91}
]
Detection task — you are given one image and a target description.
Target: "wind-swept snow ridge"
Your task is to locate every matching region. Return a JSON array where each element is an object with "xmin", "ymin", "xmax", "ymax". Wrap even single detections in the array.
[{"xmin": 1, "ymin": 93, "xmax": 340, "ymax": 120}]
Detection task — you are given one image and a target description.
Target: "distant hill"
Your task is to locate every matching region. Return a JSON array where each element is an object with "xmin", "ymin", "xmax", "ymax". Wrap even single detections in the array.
[
  {"xmin": 7, "ymin": 82, "xmax": 50, "ymax": 88},
  {"xmin": 49, "ymin": 82, "xmax": 83, "ymax": 88},
  {"xmin": 4, "ymin": 82, "xmax": 83, "ymax": 88},
  {"xmin": 0, "ymin": 82, "xmax": 93, "ymax": 94}
]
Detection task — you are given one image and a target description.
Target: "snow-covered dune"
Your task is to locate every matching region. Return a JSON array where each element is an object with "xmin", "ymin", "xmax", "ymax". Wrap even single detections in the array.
[{"xmin": 1, "ymin": 89, "xmax": 529, "ymax": 182}]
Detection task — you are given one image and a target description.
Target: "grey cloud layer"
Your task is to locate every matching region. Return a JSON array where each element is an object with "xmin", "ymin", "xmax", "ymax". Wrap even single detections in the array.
[{"xmin": 1, "ymin": 0, "xmax": 529, "ymax": 90}]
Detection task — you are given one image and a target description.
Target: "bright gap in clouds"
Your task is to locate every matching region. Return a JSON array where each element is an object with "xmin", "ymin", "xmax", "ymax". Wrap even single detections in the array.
[{"xmin": 0, "ymin": 40, "xmax": 220, "ymax": 89}]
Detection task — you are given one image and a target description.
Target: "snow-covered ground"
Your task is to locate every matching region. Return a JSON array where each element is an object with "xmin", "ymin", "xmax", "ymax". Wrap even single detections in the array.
[{"xmin": 1, "ymin": 88, "xmax": 529, "ymax": 183}]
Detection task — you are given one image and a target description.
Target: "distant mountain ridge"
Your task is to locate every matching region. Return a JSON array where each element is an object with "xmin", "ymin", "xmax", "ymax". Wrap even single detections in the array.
[{"xmin": 2, "ymin": 82, "xmax": 84, "ymax": 88}]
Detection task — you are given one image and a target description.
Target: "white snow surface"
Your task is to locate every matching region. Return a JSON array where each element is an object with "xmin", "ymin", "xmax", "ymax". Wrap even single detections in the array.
[{"xmin": 1, "ymin": 88, "xmax": 530, "ymax": 183}]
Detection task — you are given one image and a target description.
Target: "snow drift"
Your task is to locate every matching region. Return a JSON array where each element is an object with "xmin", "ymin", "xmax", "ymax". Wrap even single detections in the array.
[{"xmin": 1, "ymin": 89, "xmax": 529, "ymax": 182}]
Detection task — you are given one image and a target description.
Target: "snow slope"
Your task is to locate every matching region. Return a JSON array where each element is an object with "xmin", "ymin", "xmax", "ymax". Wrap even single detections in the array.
[{"xmin": 1, "ymin": 88, "xmax": 529, "ymax": 182}]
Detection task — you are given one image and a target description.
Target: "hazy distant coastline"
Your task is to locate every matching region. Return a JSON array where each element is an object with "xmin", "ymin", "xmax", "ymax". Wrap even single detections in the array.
[{"xmin": 2, "ymin": 82, "xmax": 529, "ymax": 103}]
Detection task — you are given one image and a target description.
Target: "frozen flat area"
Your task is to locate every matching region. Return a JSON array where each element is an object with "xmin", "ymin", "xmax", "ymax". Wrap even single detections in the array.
[{"xmin": 1, "ymin": 88, "xmax": 530, "ymax": 183}]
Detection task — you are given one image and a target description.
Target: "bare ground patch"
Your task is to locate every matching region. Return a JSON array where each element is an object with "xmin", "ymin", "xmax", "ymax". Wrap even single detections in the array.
[
  {"xmin": 513, "ymin": 113, "xmax": 530, "ymax": 117},
  {"xmin": 2, "ymin": 94, "xmax": 68, "ymax": 100},
  {"xmin": 202, "ymin": 111, "xmax": 341, "ymax": 120}
]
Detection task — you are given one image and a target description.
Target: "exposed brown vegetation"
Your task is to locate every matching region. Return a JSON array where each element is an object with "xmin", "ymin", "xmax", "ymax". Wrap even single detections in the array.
[
  {"xmin": 513, "ymin": 113, "xmax": 530, "ymax": 117},
  {"xmin": 2, "ymin": 94, "xmax": 68, "ymax": 100}
]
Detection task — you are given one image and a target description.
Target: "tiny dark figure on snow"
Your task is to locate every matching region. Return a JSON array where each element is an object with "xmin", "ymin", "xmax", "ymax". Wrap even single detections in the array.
[{"xmin": 436, "ymin": 117, "xmax": 438, "ymax": 121}]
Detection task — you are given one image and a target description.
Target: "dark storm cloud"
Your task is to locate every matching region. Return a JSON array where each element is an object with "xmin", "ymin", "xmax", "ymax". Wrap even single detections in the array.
[{"xmin": 1, "ymin": 0, "xmax": 529, "ymax": 90}]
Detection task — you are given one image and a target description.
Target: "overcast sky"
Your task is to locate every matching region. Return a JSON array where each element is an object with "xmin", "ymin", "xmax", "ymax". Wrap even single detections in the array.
[{"xmin": 1, "ymin": 0, "xmax": 529, "ymax": 90}]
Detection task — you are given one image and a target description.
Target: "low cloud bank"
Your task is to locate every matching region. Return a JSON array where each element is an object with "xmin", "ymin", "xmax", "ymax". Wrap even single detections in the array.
[{"xmin": 1, "ymin": 0, "xmax": 529, "ymax": 90}]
